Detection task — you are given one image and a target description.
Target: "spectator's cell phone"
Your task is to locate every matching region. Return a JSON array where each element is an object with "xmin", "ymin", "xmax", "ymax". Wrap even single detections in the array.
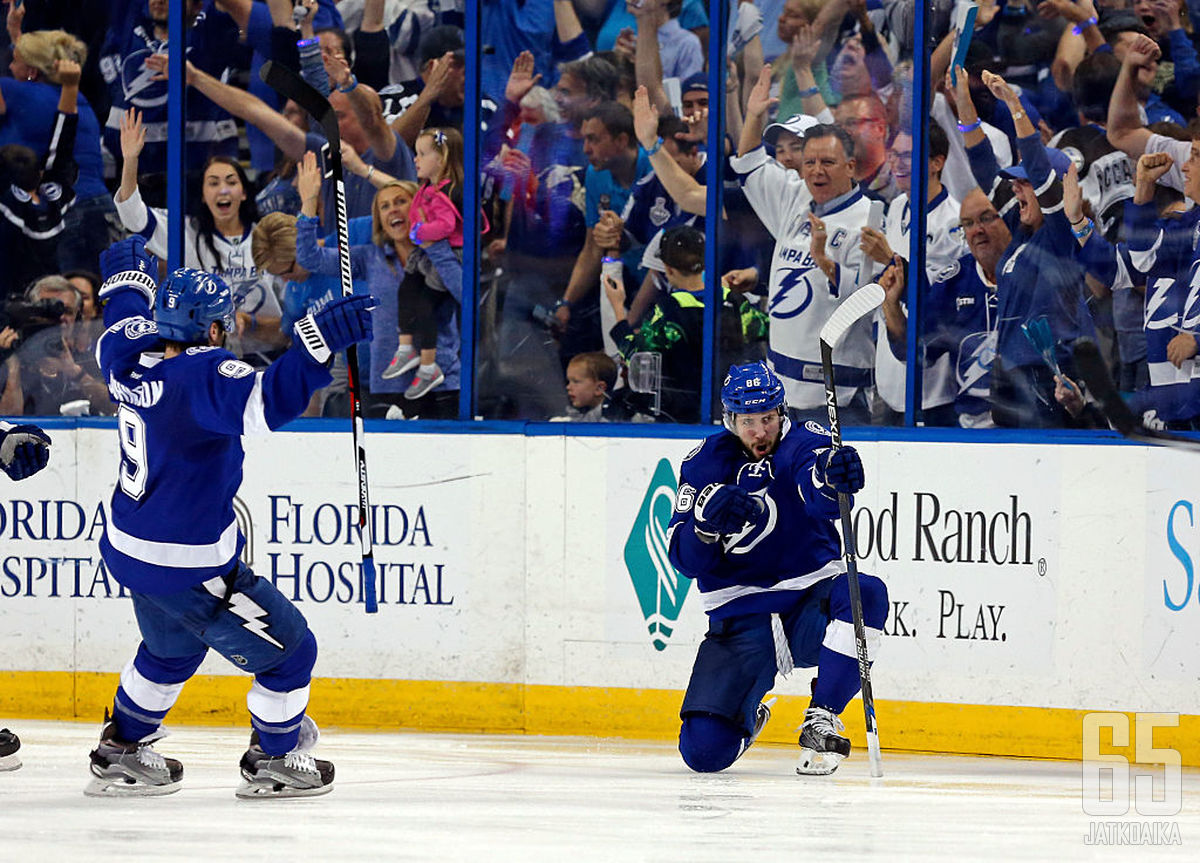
[{"xmin": 867, "ymin": 199, "xmax": 885, "ymax": 233}]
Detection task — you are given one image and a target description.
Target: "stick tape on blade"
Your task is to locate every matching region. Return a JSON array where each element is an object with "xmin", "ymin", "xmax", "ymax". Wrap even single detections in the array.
[{"xmin": 819, "ymin": 283, "xmax": 886, "ymax": 348}]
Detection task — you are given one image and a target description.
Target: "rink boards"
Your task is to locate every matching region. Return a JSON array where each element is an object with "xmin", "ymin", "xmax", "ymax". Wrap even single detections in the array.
[{"xmin": 0, "ymin": 425, "xmax": 1197, "ymax": 764}]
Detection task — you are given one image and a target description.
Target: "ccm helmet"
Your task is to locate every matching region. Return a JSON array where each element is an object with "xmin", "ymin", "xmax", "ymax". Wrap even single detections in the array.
[
  {"xmin": 720, "ymin": 361, "xmax": 785, "ymax": 431},
  {"xmin": 154, "ymin": 268, "xmax": 236, "ymax": 343}
]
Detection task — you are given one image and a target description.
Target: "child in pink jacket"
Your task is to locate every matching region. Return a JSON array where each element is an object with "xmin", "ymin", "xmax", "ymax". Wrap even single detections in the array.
[{"xmin": 382, "ymin": 127, "xmax": 465, "ymax": 400}]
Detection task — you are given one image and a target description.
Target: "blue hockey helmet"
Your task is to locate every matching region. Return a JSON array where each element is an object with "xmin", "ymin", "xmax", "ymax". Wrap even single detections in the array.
[
  {"xmin": 154, "ymin": 268, "xmax": 236, "ymax": 343},
  {"xmin": 721, "ymin": 362, "xmax": 785, "ymax": 430}
]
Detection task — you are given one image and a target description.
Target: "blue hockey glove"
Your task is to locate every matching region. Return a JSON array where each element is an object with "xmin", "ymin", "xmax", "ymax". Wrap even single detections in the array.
[
  {"xmin": 294, "ymin": 294, "xmax": 377, "ymax": 364},
  {"xmin": 815, "ymin": 446, "xmax": 864, "ymax": 496},
  {"xmin": 0, "ymin": 423, "xmax": 51, "ymax": 480},
  {"xmin": 99, "ymin": 236, "xmax": 159, "ymax": 302},
  {"xmin": 694, "ymin": 483, "xmax": 762, "ymax": 541}
]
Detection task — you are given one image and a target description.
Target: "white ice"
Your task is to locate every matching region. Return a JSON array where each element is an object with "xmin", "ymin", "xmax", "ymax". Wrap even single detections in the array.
[{"xmin": 1, "ymin": 719, "xmax": 1196, "ymax": 862}]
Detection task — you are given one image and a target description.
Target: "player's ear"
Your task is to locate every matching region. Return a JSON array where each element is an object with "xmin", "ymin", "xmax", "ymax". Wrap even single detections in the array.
[{"xmin": 209, "ymin": 320, "xmax": 223, "ymax": 346}]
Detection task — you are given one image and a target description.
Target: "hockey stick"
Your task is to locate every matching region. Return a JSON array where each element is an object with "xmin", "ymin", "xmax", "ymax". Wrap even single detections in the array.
[
  {"xmin": 1073, "ymin": 340, "xmax": 1200, "ymax": 453},
  {"xmin": 260, "ymin": 61, "xmax": 379, "ymax": 613},
  {"xmin": 817, "ymin": 283, "xmax": 886, "ymax": 778}
]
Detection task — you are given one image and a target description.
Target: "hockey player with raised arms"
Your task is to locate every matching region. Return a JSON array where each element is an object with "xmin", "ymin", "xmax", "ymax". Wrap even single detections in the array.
[
  {"xmin": 85, "ymin": 236, "xmax": 374, "ymax": 798},
  {"xmin": 667, "ymin": 362, "xmax": 888, "ymax": 775}
]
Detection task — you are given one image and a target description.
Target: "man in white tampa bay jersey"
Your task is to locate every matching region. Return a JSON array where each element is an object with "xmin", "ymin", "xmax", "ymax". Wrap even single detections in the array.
[
  {"xmin": 731, "ymin": 67, "xmax": 879, "ymax": 424},
  {"xmin": 85, "ymin": 237, "xmax": 373, "ymax": 799}
]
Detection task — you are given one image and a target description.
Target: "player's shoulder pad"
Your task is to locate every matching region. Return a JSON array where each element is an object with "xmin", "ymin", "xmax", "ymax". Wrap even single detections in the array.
[{"xmin": 97, "ymin": 315, "xmax": 161, "ymax": 372}]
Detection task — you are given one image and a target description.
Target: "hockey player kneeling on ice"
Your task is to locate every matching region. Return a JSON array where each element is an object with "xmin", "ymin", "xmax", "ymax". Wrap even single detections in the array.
[
  {"xmin": 85, "ymin": 236, "xmax": 374, "ymax": 798},
  {"xmin": 666, "ymin": 362, "xmax": 888, "ymax": 775}
]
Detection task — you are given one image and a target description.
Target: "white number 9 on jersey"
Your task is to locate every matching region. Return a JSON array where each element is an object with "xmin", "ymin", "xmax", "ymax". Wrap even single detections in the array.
[{"xmin": 117, "ymin": 405, "xmax": 148, "ymax": 500}]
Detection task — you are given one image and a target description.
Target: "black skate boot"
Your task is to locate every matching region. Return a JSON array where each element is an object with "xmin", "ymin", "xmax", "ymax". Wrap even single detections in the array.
[
  {"xmin": 84, "ymin": 712, "xmax": 182, "ymax": 797},
  {"xmin": 796, "ymin": 705, "xmax": 851, "ymax": 775},
  {"xmin": 733, "ymin": 697, "xmax": 777, "ymax": 764},
  {"xmin": 236, "ymin": 716, "xmax": 333, "ymax": 799},
  {"xmin": 0, "ymin": 728, "xmax": 21, "ymax": 772}
]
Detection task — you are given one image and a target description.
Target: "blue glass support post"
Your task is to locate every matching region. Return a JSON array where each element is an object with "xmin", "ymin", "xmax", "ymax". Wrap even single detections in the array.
[
  {"xmin": 460, "ymin": 0, "xmax": 481, "ymax": 421},
  {"xmin": 166, "ymin": 0, "xmax": 185, "ymax": 270},
  {"xmin": 702, "ymin": 0, "xmax": 729, "ymax": 424},
  {"xmin": 905, "ymin": 0, "xmax": 932, "ymax": 427}
]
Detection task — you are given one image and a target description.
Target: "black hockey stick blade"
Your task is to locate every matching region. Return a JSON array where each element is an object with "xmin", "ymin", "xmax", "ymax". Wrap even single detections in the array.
[
  {"xmin": 259, "ymin": 61, "xmax": 339, "ymax": 148},
  {"xmin": 1073, "ymin": 340, "xmax": 1200, "ymax": 452}
]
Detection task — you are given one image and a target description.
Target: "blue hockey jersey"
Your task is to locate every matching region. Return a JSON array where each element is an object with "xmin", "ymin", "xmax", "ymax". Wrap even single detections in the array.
[
  {"xmin": 95, "ymin": 277, "xmax": 332, "ymax": 594},
  {"xmin": 666, "ymin": 419, "xmax": 845, "ymax": 619},
  {"xmin": 1079, "ymin": 200, "xmax": 1200, "ymax": 422}
]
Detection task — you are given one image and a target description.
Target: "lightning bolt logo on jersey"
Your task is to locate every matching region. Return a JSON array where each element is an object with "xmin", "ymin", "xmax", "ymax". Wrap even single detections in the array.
[{"xmin": 666, "ymin": 420, "xmax": 846, "ymax": 617}]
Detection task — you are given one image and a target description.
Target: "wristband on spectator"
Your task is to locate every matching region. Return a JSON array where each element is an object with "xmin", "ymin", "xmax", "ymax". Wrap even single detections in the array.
[
  {"xmin": 647, "ymin": 136, "xmax": 664, "ymax": 157},
  {"xmin": 365, "ymin": 165, "xmax": 376, "ymax": 182},
  {"xmin": 797, "ymin": 85, "xmax": 820, "ymax": 98},
  {"xmin": 1071, "ymin": 218, "xmax": 1094, "ymax": 239},
  {"xmin": 956, "ymin": 118, "xmax": 982, "ymax": 133},
  {"xmin": 336, "ymin": 74, "xmax": 358, "ymax": 93},
  {"xmin": 1072, "ymin": 17, "xmax": 1098, "ymax": 35},
  {"xmin": 553, "ymin": 298, "xmax": 571, "ymax": 311},
  {"xmin": 296, "ymin": 37, "xmax": 318, "ymax": 49}
]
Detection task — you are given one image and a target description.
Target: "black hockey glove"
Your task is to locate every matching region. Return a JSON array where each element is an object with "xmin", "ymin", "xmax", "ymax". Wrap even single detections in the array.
[
  {"xmin": 0, "ymin": 422, "xmax": 51, "ymax": 480},
  {"xmin": 294, "ymin": 294, "xmax": 377, "ymax": 364},
  {"xmin": 99, "ymin": 236, "xmax": 159, "ymax": 303},
  {"xmin": 694, "ymin": 483, "xmax": 762, "ymax": 542},
  {"xmin": 815, "ymin": 446, "xmax": 864, "ymax": 496}
]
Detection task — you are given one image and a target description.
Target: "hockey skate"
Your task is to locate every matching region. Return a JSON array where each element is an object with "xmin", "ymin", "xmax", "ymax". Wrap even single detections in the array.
[
  {"xmin": 84, "ymin": 714, "xmax": 182, "ymax": 797},
  {"xmin": 796, "ymin": 706, "xmax": 851, "ymax": 776},
  {"xmin": 734, "ymin": 698, "xmax": 777, "ymax": 763},
  {"xmin": 236, "ymin": 716, "xmax": 333, "ymax": 799},
  {"xmin": 0, "ymin": 728, "xmax": 21, "ymax": 771}
]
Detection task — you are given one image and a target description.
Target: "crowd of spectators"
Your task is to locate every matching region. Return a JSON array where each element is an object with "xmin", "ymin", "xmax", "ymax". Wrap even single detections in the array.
[{"xmin": 4, "ymin": 0, "xmax": 1200, "ymax": 431}]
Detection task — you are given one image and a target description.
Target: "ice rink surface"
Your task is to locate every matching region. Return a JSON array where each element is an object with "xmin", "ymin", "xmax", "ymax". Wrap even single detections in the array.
[{"xmin": 1, "ymin": 719, "xmax": 1196, "ymax": 862}]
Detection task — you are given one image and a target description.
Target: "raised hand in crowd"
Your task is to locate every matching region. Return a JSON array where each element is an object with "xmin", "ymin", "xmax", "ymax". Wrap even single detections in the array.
[
  {"xmin": 119, "ymin": 108, "xmax": 146, "ymax": 162},
  {"xmin": 791, "ymin": 21, "xmax": 824, "ymax": 73},
  {"xmin": 1124, "ymin": 32, "xmax": 1162, "ymax": 70},
  {"xmin": 808, "ymin": 213, "xmax": 837, "ymax": 283},
  {"xmin": 721, "ymin": 267, "xmax": 759, "ymax": 293},
  {"xmin": 859, "ymin": 226, "xmax": 895, "ymax": 266},
  {"xmin": 297, "ymin": 150, "xmax": 323, "ymax": 218},
  {"xmin": 505, "ymin": 50, "xmax": 541, "ymax": 106},
  {"xmin": 745, "ymin": 64, "xmax": 776, "ymax": 121},
  {"xmin": 1036, "ymin": 0, "xmax": 1099, "ymax": 25},
  {"xmin": 613, "ymin": 27, "xmax": 636, "ymax": 63},
  {"xmin": 55, "ymin": 58, "xmax": 82, "ymax": 89},
  {"xmin": 632, "ymin": 85, "xmax": 660, "ymax": 150},
  {"xmin": 1134, "ymin": 151, "xmax": 1174, "ymax": 204},
  {"xmin": 5, "ymin": 0, "xmax": 24, "ymax": 47},
  {"xmin": 143, "ymin": 52, "xmax": 199, "ymax": 86},
  {"xmin": 1063, "ymin": 163, "xmax": 1085, "ymax": 225}
]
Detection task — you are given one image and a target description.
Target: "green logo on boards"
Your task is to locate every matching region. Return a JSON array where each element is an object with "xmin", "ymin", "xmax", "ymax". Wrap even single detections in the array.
[{"xmin": 624, "ymin": 458, "xmax": 691, "ymax": 651}]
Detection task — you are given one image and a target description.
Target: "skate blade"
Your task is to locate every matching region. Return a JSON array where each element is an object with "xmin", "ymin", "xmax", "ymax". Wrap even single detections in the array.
[
  {"xmin": 84, "ymin": 775, "xmax": 181, "ymax": 797},
  {"xmin": 235, "ymin": 779, "xmax": 333, "ymax": 800},
  {"xmin": 0, "ymin": 753, "xmax": 21, "ymax": 772},
  {"xmin": 795, "ymin": 747, "xmax": 845, "ymax": 776}
]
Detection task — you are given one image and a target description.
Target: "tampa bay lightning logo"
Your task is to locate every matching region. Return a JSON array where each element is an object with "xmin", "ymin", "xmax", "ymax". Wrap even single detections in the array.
[
  {"xmin": 736, "ymin": 458, "xmax": 775, "ymax": 492},
  {"xmin": 120, "ymin": 47, "xmax": 169, "ymax": 108},
  {"xmin": 771, "ymin": 267, "xmax": 816, "ymax": 319},
  {"xmin": 123, "ymin": 319, "xmax": 158, "ymax": 339}
]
